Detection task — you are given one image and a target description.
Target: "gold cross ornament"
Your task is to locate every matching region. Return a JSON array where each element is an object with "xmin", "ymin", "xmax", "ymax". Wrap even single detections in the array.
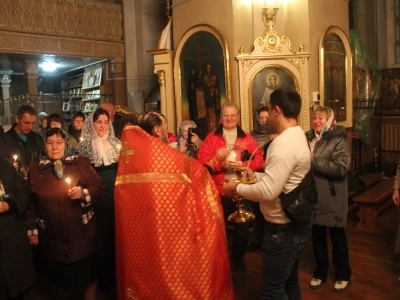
[{"xmin": 121, "ymin": 142, "xmax": 135, "ymax": 164}]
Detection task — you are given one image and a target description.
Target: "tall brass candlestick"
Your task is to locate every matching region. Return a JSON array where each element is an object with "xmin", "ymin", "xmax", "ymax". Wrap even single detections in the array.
[{"xmin": 227, "ymin": 170, "xmax": 257, "ymax": 223}]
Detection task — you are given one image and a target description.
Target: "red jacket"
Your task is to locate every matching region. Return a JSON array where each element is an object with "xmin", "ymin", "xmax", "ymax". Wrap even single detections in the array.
[{"xmin": 197, "ymin": 125, "xmax": 263, "ymax": 195}]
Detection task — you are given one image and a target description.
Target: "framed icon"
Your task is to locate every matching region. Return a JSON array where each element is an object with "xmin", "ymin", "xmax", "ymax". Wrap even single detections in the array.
[{"xmin": 319, "ymin": 26, "xmax": 352, "ymax": 127}]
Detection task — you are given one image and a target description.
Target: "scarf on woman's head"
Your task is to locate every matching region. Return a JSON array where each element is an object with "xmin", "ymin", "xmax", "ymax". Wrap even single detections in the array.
[
  {"xmin": 310, "ymin": 108, "xmax": 336, "ymax": 152},
  {"xmin": 41, "ymin": 128, "xmax": 76, "ymax": 178},
  {"xmin": 78, "ymin": 112, "xmax": 120, "ymax": 167}
]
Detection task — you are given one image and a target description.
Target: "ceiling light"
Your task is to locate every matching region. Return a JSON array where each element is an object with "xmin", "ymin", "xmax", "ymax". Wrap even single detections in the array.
[{"xmin": 40, "ymin": 62, "xmax": 58, "ymax": 72}]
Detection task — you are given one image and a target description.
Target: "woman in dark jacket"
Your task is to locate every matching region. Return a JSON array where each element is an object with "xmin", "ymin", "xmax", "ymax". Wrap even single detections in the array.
[
  {"xmin": 25, "ymin": 128, "xmax": 105, "ymax": 299},
  {"xmin": 306, "ymin": 106, "xmax": 351, "ymax": 293},
  {"xmin": 0, "ymin": 158, "xmax": 36, "ymax": 300}
]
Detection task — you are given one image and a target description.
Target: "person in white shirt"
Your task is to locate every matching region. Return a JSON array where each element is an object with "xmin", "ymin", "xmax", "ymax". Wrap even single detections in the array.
[{"xmin": 224, "ymin": 88, "xmax": 312, "ymax": 299}]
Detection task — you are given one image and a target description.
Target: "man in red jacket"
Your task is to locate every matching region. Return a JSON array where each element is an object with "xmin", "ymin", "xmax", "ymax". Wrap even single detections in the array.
[{"xmin": 197, "ymin": 102, "xmax": 263, "ymax": 270}]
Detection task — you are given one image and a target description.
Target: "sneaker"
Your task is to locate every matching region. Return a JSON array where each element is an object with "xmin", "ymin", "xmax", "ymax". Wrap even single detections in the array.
[
  {"xmin": 231, "ymin": 257, "xmax": 246, "ymax": 271},
  {"xmin": 309, "ymin": 278, "xmax": 324, "ymax": 290},
  {"xmin": 246, "ymin": 242, "xmax": 261, "ymax": 253},
  {"xmin": 333, "ymin": 280, "xmax": 350, "ymax": 293}
]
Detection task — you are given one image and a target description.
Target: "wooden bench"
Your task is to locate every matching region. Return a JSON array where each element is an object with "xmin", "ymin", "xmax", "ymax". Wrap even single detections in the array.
[
  {"xmin": 352, "ymin": 177, "xmax": 394, "ymax": 234},
  {"xmin": 348, "ymin": 172, "xmax": 384, "ymax": 199},
  {"xmin": 348, "ymin": 173, "xmax": 384, "ymax": 214}
]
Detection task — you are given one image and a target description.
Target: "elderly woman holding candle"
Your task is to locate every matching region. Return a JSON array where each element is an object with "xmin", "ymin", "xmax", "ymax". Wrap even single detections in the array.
[
  {"xmin": 25, "ymin": 127, "xmax": 105, "ymax": 299},
  {"xmin": 77, "ymin": 108, "xmax": 120, "ymax": 292}
]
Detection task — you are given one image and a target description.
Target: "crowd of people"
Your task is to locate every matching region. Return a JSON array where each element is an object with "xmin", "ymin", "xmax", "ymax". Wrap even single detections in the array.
[{"xmin": 0, "ymin": 88, "xmax": 399, "ymax": 299}]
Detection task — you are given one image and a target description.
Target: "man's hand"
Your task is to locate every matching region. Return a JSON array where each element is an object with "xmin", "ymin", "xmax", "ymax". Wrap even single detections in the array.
[
  {"xmin": 0, "ymin": 201, "xmax": 9, "ymax": 213},
  {"xmin": 393, "ymin": 189, "xmax": 399, "ymax": 206},
  {"xmin": 68, "ymin": 186, "xmax": 84, "ymax": 200},
  {"xmin": 29, "ymin": 236, "xmax": 39, "ymax": 246},
  {"xmin": 244, "ymin": 168, "xmax": 255, "ymax": 178},
  {"xmin": 223, "ymin": 178, "xmax": 238, "ymax": 198}
]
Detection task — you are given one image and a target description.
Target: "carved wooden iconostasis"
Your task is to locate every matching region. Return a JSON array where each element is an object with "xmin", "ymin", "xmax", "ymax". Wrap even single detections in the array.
[{"xmin": 236, "ymin": 9, "xmax": 311, "ymax": 132}]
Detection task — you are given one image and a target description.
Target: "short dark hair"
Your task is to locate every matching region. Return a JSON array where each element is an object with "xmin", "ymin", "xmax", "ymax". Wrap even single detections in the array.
[
  {"xmin": 138, "ymin": 111, "xmax": 163, "ymax": 135},
  {"xmin": 16, "ymin": 105, "xmax": 36, "ymax": 118},
  {"xmin": 269, "ymin": 88, "xmax": 301, "ymax": 119},
  {"xmin": 48, "ymin": 113, "xmax": 62, "ymax": 124},
  {"xmin": 257, "ymin": 105, "xmax": 269, "ymax": 116},
  {"xmin": 93, "ymin": 108, "xmax": 109, "ymax": 122},
  {"xmin": 72, "ymin": 111, "xmax": 85, "ymax": 121},
  {"xmin": 45, "ymin": 127, "xmax": 66, "ymax": 140},
  {"xmin": 119, "ymin": 114, "xmax": 138, "ymax": 129}
]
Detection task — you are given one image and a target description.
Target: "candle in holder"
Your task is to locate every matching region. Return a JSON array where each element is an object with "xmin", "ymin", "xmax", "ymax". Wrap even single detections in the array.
[
  {"xmin": 66, "ymin": 178, "xmax": 71, "ymax": 190},
  {"xmin": 80, "ymin": 137, "xmax": 83, "ymax": 142},
  {"xmin": 13, "ymin": 155, "xmax": 17, "ymax": 163}
]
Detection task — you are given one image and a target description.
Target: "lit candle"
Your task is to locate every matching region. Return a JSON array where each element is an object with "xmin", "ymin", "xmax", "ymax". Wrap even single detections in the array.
[
  {"xmin": 117, "ymin": 144, "xmax": 121, "ymax": 151},
  {"xmin": 228, "ymin": 150, "xmax": 237, "ymax": 162},
  {"xmin": 13, "ymin": 155, "xmax": 17, "ymax": 162},
  {"xmin": 66, "ymin": 178, "xmax": 71, "ymax": 190},
  {"xmin": 80, "ymin": 137, "xmax": 84, "ymax": 142}
]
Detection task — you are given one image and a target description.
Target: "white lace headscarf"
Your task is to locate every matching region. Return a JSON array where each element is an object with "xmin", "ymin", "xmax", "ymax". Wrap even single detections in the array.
[{"xmin": 77, "ymin": 109, "xmax": 120, "ymax": 167}]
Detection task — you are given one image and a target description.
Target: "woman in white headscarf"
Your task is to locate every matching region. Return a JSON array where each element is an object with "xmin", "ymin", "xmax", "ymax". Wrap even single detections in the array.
[
  {"xmin": 306, "ymin": 106, "xmax": 352, "ymax": 293},
  {"xmin": 77, "ymin": 108, "xmax": 120, "ymax": 292}
]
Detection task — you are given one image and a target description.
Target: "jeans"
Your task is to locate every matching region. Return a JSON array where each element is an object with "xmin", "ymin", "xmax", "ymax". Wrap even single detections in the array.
[
  {"xmin": 261, "ymin": 221, "xmax": 312, "ymax": 300},
  {"xmin": 221, "ymin": 196, "xmax": 250, "ymax": 259},
  {"xmin": 312, "ymin": 224, "xmax": 351, "ymax": 281}
]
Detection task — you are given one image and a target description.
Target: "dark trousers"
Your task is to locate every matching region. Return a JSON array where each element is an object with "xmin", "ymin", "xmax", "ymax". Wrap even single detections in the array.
[
  {"xmin": 261, "ymin": 221, "xmax": 311, "ymax": 300},
  {"xmin": 221, "ymin": 196, "xmax": 249, "ymax": 259},
  {"xmin": 249, "ymin": 201, "xmax": 265, "ymax": 244},
  {"xmin": 312, "ymin": 224, "xmax": 352, "ymax": 281}
]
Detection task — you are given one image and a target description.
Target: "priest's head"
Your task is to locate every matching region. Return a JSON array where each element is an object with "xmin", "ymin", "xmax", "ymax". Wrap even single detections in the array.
[{"xmin": 138, "ymin": 111, "xmax": 169, "ymax": 144}]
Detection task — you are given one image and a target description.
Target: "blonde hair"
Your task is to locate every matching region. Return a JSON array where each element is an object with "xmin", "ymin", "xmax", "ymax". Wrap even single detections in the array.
[
  {"xmin": 221, "ymin": 102, "xmax": 240, "ymax": 115},
  {"xmin": 313, "ymin": 106, "xmax": 333, "ymax": 119}
]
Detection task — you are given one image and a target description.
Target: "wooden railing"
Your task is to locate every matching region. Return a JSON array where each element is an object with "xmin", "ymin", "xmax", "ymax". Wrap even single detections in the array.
[{"xmin": 0, "ymin": 0, "xmax": 123, "ymax": 41}]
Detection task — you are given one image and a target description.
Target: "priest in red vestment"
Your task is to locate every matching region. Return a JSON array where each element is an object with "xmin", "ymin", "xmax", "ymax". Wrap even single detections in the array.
[{"xmin": 114, "ymin": 124, "xmax": 234, "ymax": 300}]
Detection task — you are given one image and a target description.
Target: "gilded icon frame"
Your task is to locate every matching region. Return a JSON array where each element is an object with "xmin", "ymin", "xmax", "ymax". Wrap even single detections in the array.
[
  {"xmin": 250, "ymin": 65, "xmax": 299, "ymax": 129},
  {"xmin": 319, "ymin": 26, "xmax": 353, "ymax": 128},
  {"xmin": 173, "ymin": 24, "xmax": 231, "ymax": 140}
]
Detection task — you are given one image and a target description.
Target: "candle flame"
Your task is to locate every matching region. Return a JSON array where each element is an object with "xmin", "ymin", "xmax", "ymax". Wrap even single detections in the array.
[
  {"xmin": 66, "ymin": 178, "xmax": 71, "ymax": 184},
  {"xmin": 228, "ymin": 150, "xmax": 237, "ymax": 162},
  {"xmin": 13, "ymin": 155, "xmax": 17, "ymax": 161}
]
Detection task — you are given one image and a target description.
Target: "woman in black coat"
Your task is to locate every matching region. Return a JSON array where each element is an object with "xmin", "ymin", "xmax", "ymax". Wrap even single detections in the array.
[{"xmin": 0, "ymin": 157, "xmax": 36, "ymax": 299}]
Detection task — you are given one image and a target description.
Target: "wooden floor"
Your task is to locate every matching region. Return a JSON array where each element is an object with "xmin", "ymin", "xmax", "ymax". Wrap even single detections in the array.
[
  {"xmin": 231, "ymin": 205, "xmax": 400, "ymax": 300},
  {"xmin": 25, "ymin": 205, "xmax": 400, "ymax": 299}
]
